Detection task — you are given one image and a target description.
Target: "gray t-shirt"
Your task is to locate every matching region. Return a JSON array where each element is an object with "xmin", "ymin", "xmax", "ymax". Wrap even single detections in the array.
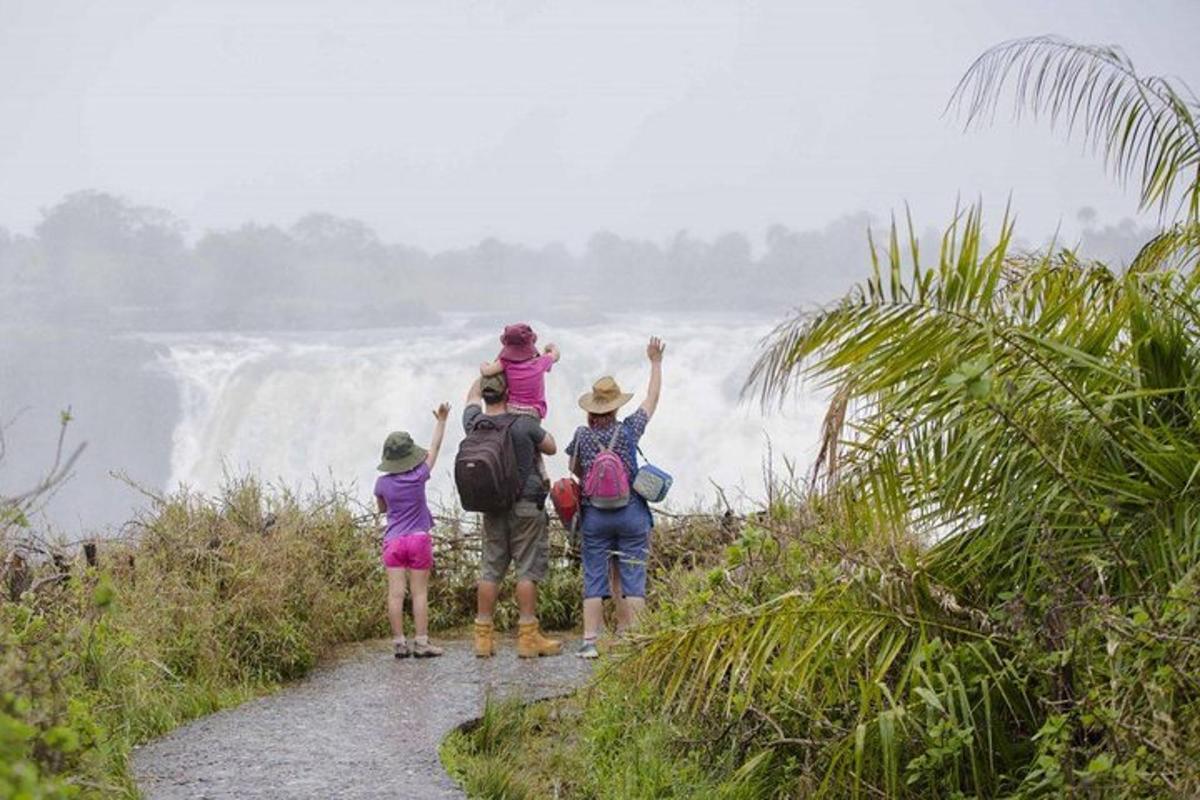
[{"xmin": 462, "ymin": 404, "xmax": 547, "ymax": 502}]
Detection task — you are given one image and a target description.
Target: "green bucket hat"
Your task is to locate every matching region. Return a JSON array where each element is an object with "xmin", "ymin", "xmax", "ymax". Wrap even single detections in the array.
[{"xmin": 377, "ymin": 431, "xmax": 427, "ymax": 473}]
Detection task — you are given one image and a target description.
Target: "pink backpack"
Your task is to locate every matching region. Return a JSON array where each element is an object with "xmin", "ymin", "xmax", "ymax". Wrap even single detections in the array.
[{"xmin": 583, "ymin": 425, "xmax": 630, "ymax": 509}]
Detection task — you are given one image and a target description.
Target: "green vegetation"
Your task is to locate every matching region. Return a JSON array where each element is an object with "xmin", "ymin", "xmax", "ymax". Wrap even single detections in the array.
[
  {"xmin": 0, "ymin": 472, "xmax": 581, "ymax": 798},
  {"xmin": 1, "ymin": 479, "xmax": 384, "ymax": 797},
  {"xmin": 444, "ymin": 38, "xmax": 1200, "ymax": 799}
]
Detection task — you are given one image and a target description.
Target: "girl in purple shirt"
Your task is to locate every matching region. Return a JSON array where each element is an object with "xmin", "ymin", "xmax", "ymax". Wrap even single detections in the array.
[{"xmin": 374, "ymin": 402, "xmax": 450, "ymax": 659}]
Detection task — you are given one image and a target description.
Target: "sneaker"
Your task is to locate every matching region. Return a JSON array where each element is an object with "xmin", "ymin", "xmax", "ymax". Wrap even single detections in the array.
[
  {"xmin": 576, "ymin": 640, "xmax": 599, "ymax": 659},
  {"xmin": 412, "ymin": 641, "xmax": 444, "ymax": 658},
  {"xmin": 393, "ymin": 641, "xmax": 411, "ymax": 659}
]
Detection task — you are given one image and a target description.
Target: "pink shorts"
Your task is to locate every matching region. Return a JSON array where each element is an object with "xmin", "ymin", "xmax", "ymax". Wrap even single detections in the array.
[{"xmin": 381, "ymin": 533, "xmax": 433, "ymax": 570}]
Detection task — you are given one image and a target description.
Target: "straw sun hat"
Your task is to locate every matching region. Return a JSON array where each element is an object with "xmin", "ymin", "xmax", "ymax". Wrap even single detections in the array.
[{"xmin": 577, "ymin": 376, "xmax": 634, "ymax": 415}]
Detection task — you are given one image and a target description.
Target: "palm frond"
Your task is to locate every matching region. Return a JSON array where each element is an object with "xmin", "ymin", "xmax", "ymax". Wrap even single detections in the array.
[
  {"xmin": 748, "ymin": 206, "xmax": 1200, "ymax": 597},
  {"xmin": 949, "ymin": 36, "xmax": 1200, "ymax": 222},
  {"xmin": 1130, "ymin": 222, "xmax": 1200, "ymax": 272}
]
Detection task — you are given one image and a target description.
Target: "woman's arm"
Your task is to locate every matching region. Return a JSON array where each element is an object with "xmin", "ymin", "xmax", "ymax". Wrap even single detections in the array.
[
  {"xmin": 425, "ymin": 402, "xmax": 451, "ymax": 470},
  {"xmin": 639, "ymin": 336, "xmax": 666, "ymax": 418},
  {"xmin": 375, "ymin": 495, "xmax": 387, "ymax": 514}
]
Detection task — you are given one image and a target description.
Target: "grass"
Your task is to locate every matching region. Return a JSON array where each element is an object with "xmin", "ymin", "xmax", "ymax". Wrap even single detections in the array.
[{"xmin": 0, "ymin": 477, "xmax": 584, "ymax": 798}]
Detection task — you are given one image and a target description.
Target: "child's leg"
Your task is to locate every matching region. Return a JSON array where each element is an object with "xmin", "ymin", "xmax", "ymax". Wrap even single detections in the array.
[
  {"xmin": 409, "ymin": 568, "xmax": 430, "ymax": 640},
  {"xmin": 386, "ymin": 567, "xmax": 408, "ymax": 641}
]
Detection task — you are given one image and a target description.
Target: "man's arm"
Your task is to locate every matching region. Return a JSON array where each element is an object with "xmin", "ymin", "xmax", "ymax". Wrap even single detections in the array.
[
  {"xmin": 639, "ymin": 336, "xmax": 666, "ymax": 418},
  {"xmin": 466, "ymin": 377, "xmax": 483, "ymax": 406},
  {"xmin": 538, "ymin": 431, "xmax": 557, "ymax": 456}
]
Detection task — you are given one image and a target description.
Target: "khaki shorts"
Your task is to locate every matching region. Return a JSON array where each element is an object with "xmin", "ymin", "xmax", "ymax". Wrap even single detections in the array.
[{"xmin": 480, "ymin": 501, "xmax": 549, "ymax": 583}]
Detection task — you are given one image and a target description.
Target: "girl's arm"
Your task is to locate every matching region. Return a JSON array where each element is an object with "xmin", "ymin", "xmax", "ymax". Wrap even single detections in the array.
[
  {"xmin": 375, "ymin": 495, "xmax": 387, "ymax": 535},
  {"xmin": 480, "ymin": 360, "xmax": 504, "ymax": 376},
  {"xmin": 639, "ymin": 336, "xmax": 666, "ymax": 419},
  {"xmin": 425, "ymin": 402, "xmax": 451, "ymax": 470}
]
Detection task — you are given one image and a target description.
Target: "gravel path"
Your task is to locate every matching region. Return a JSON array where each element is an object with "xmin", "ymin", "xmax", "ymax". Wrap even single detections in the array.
[{"xmin": 133, "ymin": 637, "xmax": 593, "ymax": 799}]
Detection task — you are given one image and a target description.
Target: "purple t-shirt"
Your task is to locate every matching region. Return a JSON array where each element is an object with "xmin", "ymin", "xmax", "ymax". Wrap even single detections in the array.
[
  {"xmin": 375, "ymin": 462, "xmax": 434, "ymax": 539},
  {"xmin": 501, "ymin": 354, "xmax": 554, "ymax": 418}
]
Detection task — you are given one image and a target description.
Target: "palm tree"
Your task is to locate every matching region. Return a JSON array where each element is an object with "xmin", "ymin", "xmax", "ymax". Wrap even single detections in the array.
[
  {"xmin": 616, "ymin": 38, "xmax": 1200, "ymax": 798},
  {"xmin": 949, "ymin": 36, "xmax": 1199, "ymax": 226}
]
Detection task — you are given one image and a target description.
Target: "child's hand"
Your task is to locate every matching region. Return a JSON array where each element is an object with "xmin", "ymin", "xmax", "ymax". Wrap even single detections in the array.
[
  {"xmin": 433, "ymin": 402, "xmax": 451, "ymax": 422},
  {"xmin": 647, "ymin": 336, "xmax": 666, "ymax": 363},
  {"xmin": 544, "ymin": 342, "xmax": 561, "ymax": 361}
]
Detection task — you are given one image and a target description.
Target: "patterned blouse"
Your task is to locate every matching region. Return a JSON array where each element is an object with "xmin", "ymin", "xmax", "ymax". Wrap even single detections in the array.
[{"xmin": 565, "ymin": 408, "xmax": 649, "ymax": 483}]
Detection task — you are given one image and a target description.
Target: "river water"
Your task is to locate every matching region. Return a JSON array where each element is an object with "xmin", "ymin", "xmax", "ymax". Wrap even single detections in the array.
[{"xmin": 147, "ymin": 313, "xmax": 825, "ymax": 513}]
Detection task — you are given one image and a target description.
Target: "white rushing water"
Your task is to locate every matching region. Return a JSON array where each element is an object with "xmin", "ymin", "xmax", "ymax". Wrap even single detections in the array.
[{"xmin": 149, "ymin": 314, "xmax": 827, "ymax": 512}]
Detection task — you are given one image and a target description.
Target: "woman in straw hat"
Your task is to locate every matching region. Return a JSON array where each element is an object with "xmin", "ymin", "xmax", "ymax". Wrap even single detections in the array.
[
  {"xmin": 565, "ymin": 336, "xmax": 666, "ymax": 658},
  {"xmin": 374, "ymin": 402, "xmax": 451, "ymax": 659}
]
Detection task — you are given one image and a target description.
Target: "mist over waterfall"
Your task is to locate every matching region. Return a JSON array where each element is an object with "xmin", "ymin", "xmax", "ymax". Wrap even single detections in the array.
[{"xmin": 152, "ymin": 314, "xmax": 825, "ymax": 512}]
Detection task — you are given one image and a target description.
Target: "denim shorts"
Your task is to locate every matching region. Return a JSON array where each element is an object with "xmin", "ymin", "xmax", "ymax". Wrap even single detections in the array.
[{"xmin": 580, "ymin": 499, "xmax": 652, "ymax": 599}]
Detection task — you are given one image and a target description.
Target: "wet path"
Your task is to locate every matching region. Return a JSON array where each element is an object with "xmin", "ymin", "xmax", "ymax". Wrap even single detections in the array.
[{"xmin": 133, "ymin": 638, "xmax": 592, "ymax": 799}]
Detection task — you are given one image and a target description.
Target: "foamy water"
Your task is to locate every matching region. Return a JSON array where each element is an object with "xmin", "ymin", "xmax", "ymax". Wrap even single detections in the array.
[{"xmin": 149, "ymin": 314, "xmax": 826, "ymax": 512}]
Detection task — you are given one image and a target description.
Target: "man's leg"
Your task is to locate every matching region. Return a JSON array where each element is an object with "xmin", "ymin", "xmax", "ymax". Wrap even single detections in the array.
[
  {"xmin": 476, "ymin": 579, "xmax": 500, "ymax": 620},
  {"xmin": 476, "ymin": 511, "xmax": 511, "ymax": 622},
  {"xmin": 515, "ymin": 578, "xmax": 537, "ymax": 622},
  {"xmin": 512, "ymin": 502, "xmax": 561, "ymax": 657},
  {"xmin": 475, "ymin": 512, "xmax": 511, "ymax": 657}
]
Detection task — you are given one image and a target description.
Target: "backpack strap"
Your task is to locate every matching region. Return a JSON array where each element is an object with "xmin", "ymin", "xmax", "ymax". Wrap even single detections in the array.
[
  {"xmin": 603, "ymin": 424, "xmax": 622, "ymax": 452},
  {"xmin": 472, "ymin": 414, "xmax": 517, "ymax": 434}
]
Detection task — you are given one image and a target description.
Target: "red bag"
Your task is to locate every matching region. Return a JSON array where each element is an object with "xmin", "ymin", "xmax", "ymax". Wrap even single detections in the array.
[{"xmin": 550, "ymin": 477, "xmax": 582, "ymax": 529}]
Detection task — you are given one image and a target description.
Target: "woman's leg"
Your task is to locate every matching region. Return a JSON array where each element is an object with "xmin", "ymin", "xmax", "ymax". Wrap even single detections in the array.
[
  {"xmin": 581, "ymin": 513, "xmax": 615, "ymax": 644},
  {"xmin": 615, "ymin": 522, "xmax": 651, "ymax": 632},
  {"xmin": 609, "ymin": 557, "xmax": 632, "ymax": 630},
  {"xmin": 582, "ymin": 597, "xmax": 605, "ymax": 640},
  {"xmin": 386, "ymin": 567, "xmax": 407, "ymax": 640}
]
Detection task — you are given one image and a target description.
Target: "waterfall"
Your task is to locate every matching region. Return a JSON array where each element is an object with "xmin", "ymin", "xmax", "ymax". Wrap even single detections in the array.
[{"xmin": 151, "ymin": 314, "xmax": 825, "ymax": 512}]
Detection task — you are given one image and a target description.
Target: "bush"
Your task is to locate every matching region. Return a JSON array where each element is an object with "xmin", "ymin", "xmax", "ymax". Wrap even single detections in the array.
[{"xmin": 0, "ymin": 479, "xmax": 386, "ymax": 797}]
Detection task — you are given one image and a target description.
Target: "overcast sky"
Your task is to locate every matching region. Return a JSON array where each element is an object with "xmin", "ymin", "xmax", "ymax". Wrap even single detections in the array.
[{"xmin": 2, "ymin": 0, "xmax": 1197, "ymax": 250}]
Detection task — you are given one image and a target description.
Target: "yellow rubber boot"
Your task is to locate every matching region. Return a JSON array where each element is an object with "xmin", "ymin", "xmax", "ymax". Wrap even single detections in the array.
[
  {"xmin": 474, "ymin": 620, "xmax": 496, "ymax": 658},
  {"xmin": 517, "ymin": 621, "xmax": 562, "ymax": 658}
]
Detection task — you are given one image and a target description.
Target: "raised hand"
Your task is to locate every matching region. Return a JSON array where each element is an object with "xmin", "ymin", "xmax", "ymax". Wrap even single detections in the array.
[
  {"xmin": 433, "ymin": 402, "xmax": 451, "ymax": 422},
  {"xmin": 647, "ymin": 336, "xmax": 666, "ymax": 363}
]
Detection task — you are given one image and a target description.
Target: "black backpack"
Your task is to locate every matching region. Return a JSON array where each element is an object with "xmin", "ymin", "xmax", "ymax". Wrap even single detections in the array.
[{"xmin": 455, "ymin": 415, "xmax": 522, "ymax": 512}]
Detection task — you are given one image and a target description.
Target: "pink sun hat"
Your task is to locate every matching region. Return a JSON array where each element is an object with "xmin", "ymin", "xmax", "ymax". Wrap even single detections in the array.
[{"xmin": 498, "ymin": 323, "xmax": 539, "ymax": 362}]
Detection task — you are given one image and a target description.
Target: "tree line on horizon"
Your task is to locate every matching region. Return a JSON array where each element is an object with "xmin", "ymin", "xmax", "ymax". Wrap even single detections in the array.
[{"xmin": 0, "ymin": 191, "xmax": 1154, "ymax": 333}]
